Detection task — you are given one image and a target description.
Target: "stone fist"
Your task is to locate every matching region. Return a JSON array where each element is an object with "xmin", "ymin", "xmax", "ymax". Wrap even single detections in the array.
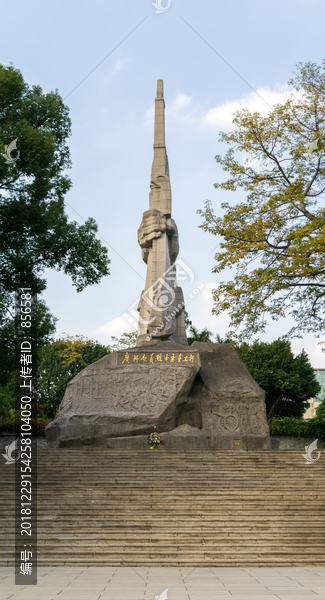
[{"xmin": 138, "ymin": 208, "xmax": 166, "ymax": 248}]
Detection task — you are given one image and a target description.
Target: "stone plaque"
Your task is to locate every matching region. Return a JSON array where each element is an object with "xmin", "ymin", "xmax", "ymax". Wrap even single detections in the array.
[{"xmin": 117, "ymin": 350, "xmax": 200, "ymax": 367}]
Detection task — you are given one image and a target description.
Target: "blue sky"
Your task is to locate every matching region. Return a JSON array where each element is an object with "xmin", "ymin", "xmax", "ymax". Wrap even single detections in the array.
[{"xmin": 2, "ymin": 0, "xmax": 325, "ymax": 365}]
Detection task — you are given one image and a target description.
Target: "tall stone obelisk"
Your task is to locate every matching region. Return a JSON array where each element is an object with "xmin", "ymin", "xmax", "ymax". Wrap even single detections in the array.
[{"xmin": 136, "ymin": 80, "xmax": 188, "ymax": 347}]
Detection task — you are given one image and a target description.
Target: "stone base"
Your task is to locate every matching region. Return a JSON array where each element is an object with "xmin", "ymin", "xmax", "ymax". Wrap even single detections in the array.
[
  {"xmin": 212, "ymin": 434, "xmax": 271, "ymax": 450},
  {"xmin": 45, "ymin": 341, "xmax": 271, "ymax": 450},
  {"xmin": 45, "ymin": 341, "xmax": 200, "ymax": 449}
]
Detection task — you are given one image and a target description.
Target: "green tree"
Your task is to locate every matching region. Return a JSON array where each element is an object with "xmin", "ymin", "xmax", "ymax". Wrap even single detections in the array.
[
  {"xmin": 215, "ymin": 333, "xmax": 234, "ymax": 343},
  {"xmin": 37, "ymin": 335, "xmax": 110, "ymax": 418},
  {"xmin": 0, "ymin": 64, "xmax": 111, "ymax": 416},
  {"xmin": 183, "ymin": 311, "xmax": 214, "ymax": 345},
  {"xmin": 316, "ymin": 398, "xmax": 325, "ymax": 419},
  {"xmin": 236, "ymin": 339, "xmax": 320, "ymax": 418},
  {"xmin": 109, "ymin": 331, "xmax": 137, "ymax": 351},
  {"xmin": 0, "ymin": 383, "xmax": 15, "ymax": 427},
  {"xmin": 199, "ymin": 60, "xmax": 325, "ymax": 340},
  {"xmin": 0, "ymin": 64, "xmax": 110, "ymax": 299},
  {"xmin": 184, "ymin": 310, "xmax": 192, "ymax": 330},
  {"xmin": 0, "ymin": 299, "xmax": 56, "ymax": 412},
  {"xmin": 187, "ymin": 326, "xmax": 213, "ymax": 345}
]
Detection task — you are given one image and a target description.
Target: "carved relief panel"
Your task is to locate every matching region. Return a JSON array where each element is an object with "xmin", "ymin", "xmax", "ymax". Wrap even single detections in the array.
[
  {"xmin": 59, "ymin": 365, "xmax": 190, "ymax": 416},
  {"xmin": 210, "ymin": 395, "xmax": 269, "ymax": 435}
]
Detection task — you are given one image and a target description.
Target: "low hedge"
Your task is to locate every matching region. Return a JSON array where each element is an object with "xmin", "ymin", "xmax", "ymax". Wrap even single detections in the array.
[{"xmin": 268, "ymin": 416, "xmax": 325, "ymax": 439}]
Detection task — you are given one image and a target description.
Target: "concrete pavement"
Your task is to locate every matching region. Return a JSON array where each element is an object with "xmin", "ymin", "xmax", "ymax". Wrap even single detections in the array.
[{"xmin": 1, "ymin": 566, "xmax": 325, "ymax": 600}]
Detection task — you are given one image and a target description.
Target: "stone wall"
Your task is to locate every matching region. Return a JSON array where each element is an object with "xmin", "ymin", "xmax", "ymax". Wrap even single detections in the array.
[{"xmin": 271, "ymin": 435, "xmax": 325, "ymax": 450}]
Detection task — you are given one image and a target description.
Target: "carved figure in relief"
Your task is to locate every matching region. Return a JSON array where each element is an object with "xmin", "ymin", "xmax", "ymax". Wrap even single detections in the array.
[
  {"xmin": 211, "ymin": 397, "xmax": 268, "ymax": 435},
  {"xmin": 249, "ymin": 399, "xmax": 267, "ymax": 434},
  {"xmin": 237, "ymin": 402, "xmax": 250, "ymax": 428}
]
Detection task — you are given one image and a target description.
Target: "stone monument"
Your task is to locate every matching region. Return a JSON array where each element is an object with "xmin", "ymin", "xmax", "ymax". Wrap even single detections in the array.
[
  {"xmin": 136, "ymin": 80, "xmax": 187, "ymax": 347},
  {"xmin": 45, "ymin": 81, "xmax": 271, "ymax": 450}
]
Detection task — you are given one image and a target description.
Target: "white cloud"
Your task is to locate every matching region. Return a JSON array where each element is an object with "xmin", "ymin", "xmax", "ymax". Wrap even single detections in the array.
[
  {"xmin": 113, "ymin": 57, "xmax": 130, "ymax": 74},
  {"xmin": 184, "ymin": 281, "xmax": 231, "ymax": 336},
  {"xmin": 292, "ymin": 339, "xmax": 325, "ymax": 362},
  {"xmin": 95, "ymin": 315, "xmax": 135, "ymax": 340},
  {"xmin": 202, "ymin": 85, "xmax": 296, "ymax": 130},
  {"xmin": 145, "ymin": 91, "xmax": 192, "ymax": 124},
  {"xmin": 145, "ymin": 85, "xmax": 303, "ymax": 134},
  {"xmin": 168, "ymin": 92, "xmax": 192, "ymax": 112},
  {"xmin": 200, "ymin": 282, "xmax": 215, "ymax": 305}
]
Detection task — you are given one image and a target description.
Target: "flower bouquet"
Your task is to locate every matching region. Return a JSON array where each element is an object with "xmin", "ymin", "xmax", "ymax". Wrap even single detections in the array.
[{"xmin": 147, "ymin": 425, "xmax": 162, "ymax": 449}]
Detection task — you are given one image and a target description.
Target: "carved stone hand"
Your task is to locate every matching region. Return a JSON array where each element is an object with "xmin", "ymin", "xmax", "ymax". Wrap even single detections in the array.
[{"xmin": 137, "ymin": 208, "xmax": 167, "ymax": 248}]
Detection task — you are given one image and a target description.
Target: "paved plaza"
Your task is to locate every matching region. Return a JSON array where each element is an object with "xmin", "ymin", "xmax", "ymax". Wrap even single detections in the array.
[{"xmin": 1, "ymin": 566, "xmax": 325, "ymax": 600}]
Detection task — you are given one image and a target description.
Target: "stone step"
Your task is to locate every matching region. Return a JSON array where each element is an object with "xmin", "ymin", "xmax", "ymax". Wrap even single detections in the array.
[
  {"xmin": 7, "ymin": 558, "xmax": 324, "ymax": 567},
  {"xmin": 2, "ymin": 548, "xmax": 325, "ymax": 559},
  {"xmin": 15, "ymin": 558, "xmax": 325, "ymax": 567},
  {"xmin": 3, "ymin": 505, "xmax": 323, "ymax": 513},
  {"xmin": 31, "ymin": 490, "xmax": 325, "ymax": 495},
  {"xmin": 3, "ymin": 494, "xmax": 324, "ymax": 501},
  {"xmin": 1, "ymin": 537, "xmax": 324, "ymax": 547},
  {"xmin": 1, "ymin": 449, "xmax": 325, "ymax": 566},
  {"xmin": 5, "ymin": 510, "xmax": 323, "ymax": 519},
  {"xmin": 7, "ymin": 480, "xmax": 325, "ymax": 487},
  {"xmin": 3, "ymin": 531, "xmax": 325, "ymax": 539},
  {"xmin": 2, "ymin": 519, "xmax": 324, "ymax": 539},
  {"xmin": 1, "ymin": 551, "xmax": 325, "ymax": 565},
  {"xmin": 25, "ymin": 498, "xmax": 325, "ymax": 504},
  {"xmin": 30, "ymin": 476, "xmax": 324, "ymax": 480}
]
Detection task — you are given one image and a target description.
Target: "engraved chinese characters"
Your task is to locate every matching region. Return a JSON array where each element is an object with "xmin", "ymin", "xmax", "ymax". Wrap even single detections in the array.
[
  {"xmin": 118, "ymin": 352, "xmax": 197, "ymax": 366},
  {"xmin": 73, "ymin": 368, "xmax": 180, "ymax": 414},
  {"xmin": 57, "ymin": 354, "xmax": 198, "ymax": 417},
  {"xmin": 44, "ymin": 78, "xmax": 271, "ymax": 449},
  {"xmin": 45, "ymin": 342, "xmax": 201, "ymax": 448},
  {"xmin": 46, "ymin": 341, "xmax": 271, "ymax": 449}
]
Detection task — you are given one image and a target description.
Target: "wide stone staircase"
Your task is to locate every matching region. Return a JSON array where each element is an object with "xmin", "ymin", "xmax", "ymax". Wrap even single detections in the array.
[{"xmin": 1, "ymin": 449, "xmax": 325, "ymax": 566}]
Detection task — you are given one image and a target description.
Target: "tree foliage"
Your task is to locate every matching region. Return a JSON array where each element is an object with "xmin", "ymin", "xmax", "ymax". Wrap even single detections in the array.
[
  {"xmin": 215, "ymin": 333, "xmax": 234, "ymax": 343},
  {"xmin": 316, "ymin": 398, "xmax": 325, "ymax": 419},
  {"xmin": 268, "ymin": 416, "xmax": 325, "ymax": 439},
  {"xmin": 0, "ymin": 298, "xmax": 56, "ymax": 406},
  {"xmin": 184, "ymin": 311, "xmax": 214, "ymax": 345},
  {"xmin": 236, "ymin": 339, "xmax": 320, "ymax": 418},
  {"xmin": 0, "ymin": 64, "xmax": 111, "ymax": 418},
  {"xmin": 0, "ymin": 64, "xmax": 110, "ymax": 298},
  {"xmin": 109, "ymin": 331, "xmax": 137, "ymax": 351},
  {"xmin": 187, "ymin": 325, "xmax": 213, "ymax": 345},
  {"xmin": 184, "ymin": 310, "xmax": 192, "ymax": 330},
  {"xmin": 199, "ymin": 60, "xmax": 325, "ymax": 339}
]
